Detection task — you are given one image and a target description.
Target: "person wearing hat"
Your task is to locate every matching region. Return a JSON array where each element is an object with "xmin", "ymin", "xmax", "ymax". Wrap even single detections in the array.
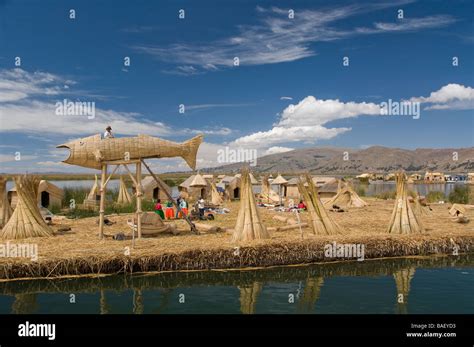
[{"xmin": 104, "ymin": 126, "xmax": 114, "ymax": 139}]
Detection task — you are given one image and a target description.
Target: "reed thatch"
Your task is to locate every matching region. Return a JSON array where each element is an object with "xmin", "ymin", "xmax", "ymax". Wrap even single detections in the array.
[
  {"xmin": 413, "ymin": 193, "xmax": 429, "ymax": 216},
  {"xmin": 298, "ymin": 175, "xmax": 341, "ymax": 235},
  {"xmin": 387, "ymin": 172, "xmax": 424, "ymax": 234},
  {"xmin": 232, "ymin": 167, "xmax": 270, "ymax": 242},
  {"xmin": 0, "ymin": 175, "xmax": 53, "ymax": 239},
  {"xmin": 116, "ymin": 177, "xmax": 132, "ymax": 205},
  {"xmin": 12, "ymin": 294, "xmax": 38, "ymax": 314},
  {"xmin": 0, "ymin": 176, "xmax": 12, "ymax": 227},
  {"xmin": 210, "ymin": 179, "xmax": 223, "ymax": 206},
  {"xmin": 324, "ymin": 181, "xmax": 367, "ymax": 208},
  {"xmin": 239, "ymin": 281, "xmax": 262, "ymax": 314}
]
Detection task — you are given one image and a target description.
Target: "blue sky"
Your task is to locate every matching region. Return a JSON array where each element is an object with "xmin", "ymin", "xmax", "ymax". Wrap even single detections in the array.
[{"xmin": 0, "ymin": 0, "xmax": 473, "ymax": 173}]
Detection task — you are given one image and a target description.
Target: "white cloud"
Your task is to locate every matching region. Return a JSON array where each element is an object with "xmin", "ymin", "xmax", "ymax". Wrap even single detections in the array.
[
  {"xmin": 264, "ymin": 146, "xmax": 294, "ymax": 155},
  {"xmin": 410, "ymin": 83, "xmax": 474, "ymax": 110},
  {"xmin": 133, "ymin": 4, "xmax": 455, "ymax": 74},
  {"xmin": 280, "ymin": 96, "xmax": 293, "ymax": 100},
  {"xmin": 232, "ymin": 96, "xmax": 379, "ymax": 148}
]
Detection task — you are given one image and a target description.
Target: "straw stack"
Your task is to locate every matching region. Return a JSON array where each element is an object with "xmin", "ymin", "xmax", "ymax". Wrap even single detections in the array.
[
  {"xmin": 387, "ymin": 172, "xmax": 424, "ymax": 234},
  {"xmin": 0, "ymin": 175, "xmax": 53, "ymax": 239},
  {"xmin": 87, "ymin": 174, "xmax": 99, "ymax": 200},
  {"xmin": 210, "ymin": 179, "xmax": 223, "ymax": 205},
  {"xmin": 116, "ymin": 177, "xmax": 132, "ymax": 205},
  {"xmin": 260, "ymin": 174, "xmax": 280, "ymax": 204},
  {"xmin": 298, "ymin": 174, "xmax": 341, "ymax": 235},
  {"xmin": 0, "ymin": 176, "xmax": 12, "ymax": 226},
  {"xmin": 324, "ymin": 181, "xmax": 367, "ymax": 208},
  {"xmin": 232, "ymin": 167, "xmax": 270, "ymax": 242}
]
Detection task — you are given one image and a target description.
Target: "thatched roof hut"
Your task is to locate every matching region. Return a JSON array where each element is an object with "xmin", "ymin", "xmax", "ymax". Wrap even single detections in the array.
[
  {"xmin": 219, "ymin": 175, "xmax": 241, "ymax": 200},
  {"xmin": 8, "ymin": 179, "xmax": 64, "ymax": 209},
  {"xmin": 284, "ymin": 176, "xmax": 338, "ymax": 200},
  {"xmin": 1, "ymin": 175, "xmax": 53, "ymax": 239},
  {"xmin": 179, "ymin": 174, "xmax": 210, "ymax": 201},
  {"xmin": 140, "ymin": 175, "xmax": 171, "ymax": 201}
]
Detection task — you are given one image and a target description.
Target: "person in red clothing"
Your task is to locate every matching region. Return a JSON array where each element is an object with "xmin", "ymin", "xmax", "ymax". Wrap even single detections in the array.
[
  {"xmin": 297, "ymin": 200, "xmax": 306, "ymax": 210},
  {"xmin": 154, "ymin": 199, "xmax": 165, "ymax": 219}
]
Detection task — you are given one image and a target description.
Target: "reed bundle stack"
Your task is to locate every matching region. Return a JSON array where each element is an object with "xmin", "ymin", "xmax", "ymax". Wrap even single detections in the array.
[
  {"xmin": 387, "ymin": 172, "xmax": 424, "ymax": 234},
  {"xmin": 0, "ymin": 175, "xmax": 53, "ymax": 239},
  {"xmin": 324, "ymin": 181, "xmax": 367, "ymax": 208},
  {"xmin": 116, "ymin": 177, "xmax": 132, "ymax": 205},
  {"xmin": 297, "ymin": 175, "xmax": 341, "ymax": 235},
  {"xmin": 210, "ymin": 179, "xmax": 223, "ymax": 205},
  {"xmin": 232, "ymin": 167, "xmax": 270, "ymax": 242}
]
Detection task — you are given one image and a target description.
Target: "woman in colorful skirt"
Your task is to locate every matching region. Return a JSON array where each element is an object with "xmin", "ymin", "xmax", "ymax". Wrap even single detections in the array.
[
  {"xmin": 154, "ymin": 199, "xmax": 165, "ymax": 219},
  {"xmin": 179, "ymin": 197, "xmax": 188, "ymax": 217},
  {"xmin": 165, "ymin": 200, "xmax": 175, "ymax": 220}
]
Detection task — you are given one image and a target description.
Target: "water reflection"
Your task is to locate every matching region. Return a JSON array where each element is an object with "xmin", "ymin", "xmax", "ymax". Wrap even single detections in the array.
[{"xmin": 0, "ymin": 254, "xmax": 472, "ymax": 314}]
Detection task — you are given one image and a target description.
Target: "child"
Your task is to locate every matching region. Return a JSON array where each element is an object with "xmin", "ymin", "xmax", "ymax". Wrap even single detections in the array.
[
  {"xmin": 165, "ymin": 200, "xmax": 174, "ymax": 220},
  {"xmin": 179, "ymin": 197, "xmax": 188, "ymax": 217}
]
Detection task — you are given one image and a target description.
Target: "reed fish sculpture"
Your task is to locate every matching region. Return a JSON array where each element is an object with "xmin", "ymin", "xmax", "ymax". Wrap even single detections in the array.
[{"xmin": 57, "ymin": 134, "xmax": 203, "ymax": 170}]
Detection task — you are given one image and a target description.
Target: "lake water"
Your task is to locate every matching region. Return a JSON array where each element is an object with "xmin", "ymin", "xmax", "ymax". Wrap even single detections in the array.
[
  {"xmin": 6, "ymin": 180, "xmax": 466, "ymax": 199},
  {"xmin": 1, "ymin": 254, "xmax": 472, "ymax": 314}
]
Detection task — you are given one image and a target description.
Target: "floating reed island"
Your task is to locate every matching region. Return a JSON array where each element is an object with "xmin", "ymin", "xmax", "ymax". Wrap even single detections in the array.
[
  {"xmin": 0, "ymin": 194, "xmax": 472, "ymax": 280},
  {"xmin": 0, "ymin": 134, "xmax": 473, "ymax": 281}
]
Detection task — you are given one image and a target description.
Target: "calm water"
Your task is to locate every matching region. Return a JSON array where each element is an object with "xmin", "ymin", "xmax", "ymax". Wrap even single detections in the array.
[
  {"xmin": 6, "ymin": 180, "xmax": 465, "ymax": 199},
  {"xmin": 1, "ymin": 254, "xmax": 472, "ymax": 314}
]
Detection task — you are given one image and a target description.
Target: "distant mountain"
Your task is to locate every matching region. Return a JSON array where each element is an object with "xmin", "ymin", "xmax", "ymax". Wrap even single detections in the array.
[{"xmin": 205, "ymin": 146, "xmax": 474, "ymax": 174}]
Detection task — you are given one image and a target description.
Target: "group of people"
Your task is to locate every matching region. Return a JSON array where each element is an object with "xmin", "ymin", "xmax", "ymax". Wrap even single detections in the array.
[{"xmin": 154, "ymin": 197, "xmax": 189, "ymax": 220}]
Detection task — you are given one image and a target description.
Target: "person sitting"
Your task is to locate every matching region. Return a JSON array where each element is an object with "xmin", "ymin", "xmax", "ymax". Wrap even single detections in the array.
[
  {"xmin": 297, "ymin": 200, "xmax": 307, "ymax": 210},
  {"xmin": 103, "ymin": 126, "xmax": 114, "ymax": 139},
  {"xmin": 197, "ymin": 197, "xmax": 205, "ymax": 220},
  {"xmin": 154, "ymin": 199, "xmax": 165, "ymax": 219}
]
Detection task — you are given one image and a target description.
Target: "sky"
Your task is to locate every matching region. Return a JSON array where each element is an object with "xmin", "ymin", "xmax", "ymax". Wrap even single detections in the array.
[{"xmin": 0, "ymin": 0, "xmax": 473, "ymax": 173}]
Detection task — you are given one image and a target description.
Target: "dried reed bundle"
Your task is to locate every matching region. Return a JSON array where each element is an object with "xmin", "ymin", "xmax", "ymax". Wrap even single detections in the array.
[
  {"xmin": 232, "ymin": 167, "xmax": 270, "ymax": 242},
  {"xmin": 116, "ymin": 177, "xmax": 132, "ymax": 205},
  {"xmin": 0, "ymin": 176, "xmax": 12, "ymax": 226},
  {"xmin": 298, "ymin": 174, "xmax": 341, "ymax": 235},
  {"xmin": 210, "ymin": 179, "xmax": 223, "ymax": 205},
  {"xmin": 239, "ymin": 281, "xmax": 262, "ymax": 314},
  {"xmin": 387, "ymin": 172, "xmax": 424, "ymax": 234},
  {"xmin": 324, "ymin": 181, "xmax": 367, "ymax": 208},
  {"xmin": 0, "ymin": 175, "xmax": 53, "ymax": 239}
]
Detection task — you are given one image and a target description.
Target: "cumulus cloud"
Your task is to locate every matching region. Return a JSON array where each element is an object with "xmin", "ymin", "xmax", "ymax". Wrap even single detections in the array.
[
  {"xmin": 410, "ymin": 83, "xmax": 474, "ymax": 110},
  {"xmin": 232, "ymin": 96, "xmax": 379, "ymax": 148},
  {"xmin": 263, "ymin": 146, "xmax": 294, "ymax": 155}
]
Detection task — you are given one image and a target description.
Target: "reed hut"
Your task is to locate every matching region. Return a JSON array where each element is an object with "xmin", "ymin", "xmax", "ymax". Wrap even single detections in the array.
[
  {"xmin": 0, "ymin": 176, "xmax": 12, "ymax": 227},
  {"xmin": 297, "ymin": 175, "xmax": 341, "ymax": 235},
  {"xmin": 324, "ymin": 181, "xmax": 367, "ymax": 208},
  {"xmin": 387, "ymin": 172, "xmax": 424, "ymax": 234},
  {"xmin": 1, "ymin": 175, "xmax": 53, "ymax": 239},
  {"xmin": 232, "ymin": 167, "xmax": 270, "ymax": 242},
  {"xmin": 139, "ymin": 175, "xmax": 171, "ymax": 201},
  {"xmin": 178, "ymin": 174, "xmax": 209, "ymax": 201},
  {"xmin": 9, "ymin": 180, "xmax": 64, "ymax": 209},
  {"xmin": 272, "ymin": 174, "xmax": 288, "ymax": 205},
  {"xmin": 219, "ymin": 175, "xmax": 241, "ymax": 200},
  {"xmin": 116, "ymin": 177, "xmax": 132, "ymax": 205}
]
